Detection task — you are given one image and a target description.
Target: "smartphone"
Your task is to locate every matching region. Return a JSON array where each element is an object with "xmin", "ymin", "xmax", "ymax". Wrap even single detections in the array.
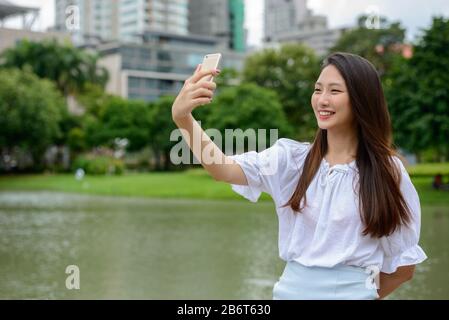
[{"xmin": 200, "ymin": 53, "xmax": 222, "ymax": 82}]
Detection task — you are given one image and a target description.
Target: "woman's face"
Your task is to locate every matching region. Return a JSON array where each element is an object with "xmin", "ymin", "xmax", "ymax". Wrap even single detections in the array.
[{"xmin": 311, "ymin": 65, "xmax": 354, "ymax": 131}]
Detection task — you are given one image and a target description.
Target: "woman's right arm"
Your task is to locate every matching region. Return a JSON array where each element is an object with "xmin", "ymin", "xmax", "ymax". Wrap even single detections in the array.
[
  {"xmin": 171, "ymin": 65, "xmax": 247, "ymax": 185},
  {"xmin": 377, "ymin": 265, "xmax": 415, "ymax": 299}
]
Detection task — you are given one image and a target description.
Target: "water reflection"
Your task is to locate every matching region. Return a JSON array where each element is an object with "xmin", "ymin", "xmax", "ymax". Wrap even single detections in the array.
[{"xmin": 0, "ymin": 191, "xmax": 447, "ymax": 299}]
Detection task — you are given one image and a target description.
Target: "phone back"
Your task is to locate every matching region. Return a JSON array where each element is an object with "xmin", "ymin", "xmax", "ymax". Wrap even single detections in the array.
[{"xmin": 201, "ymin": 53, "xmax": 221, "ymax": 82}]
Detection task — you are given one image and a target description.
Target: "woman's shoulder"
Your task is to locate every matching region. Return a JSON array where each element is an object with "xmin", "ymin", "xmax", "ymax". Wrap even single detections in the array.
[
  {"xmin": 269, "ymin": 138, "xmax": 311, "ymax": 169},
  {"xmin": 390, "ymin": 154, "xmax": 410, "ymax": 177},
  {"xmin": 273, "ymin": 138, "xmax": 311, "ymax": 154}
]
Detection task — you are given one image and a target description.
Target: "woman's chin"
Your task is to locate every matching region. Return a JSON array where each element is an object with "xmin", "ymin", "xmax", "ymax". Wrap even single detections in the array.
[{"xmin": 316, "ymin": 121, "xmax": 333, "ymax": 130}]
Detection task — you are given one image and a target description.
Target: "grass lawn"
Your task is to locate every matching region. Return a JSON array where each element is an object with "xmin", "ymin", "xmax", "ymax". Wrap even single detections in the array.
[
  {"xmin": 407, "ymin": 162, "xmax": 449, "ymax": 177},
  {"xmin": 0, "ymin": 170, "xmax": 270, "ymax": 202},
  {"xmin": 1, "ymin": 167, "xmax": 448, "ymax": 206}
]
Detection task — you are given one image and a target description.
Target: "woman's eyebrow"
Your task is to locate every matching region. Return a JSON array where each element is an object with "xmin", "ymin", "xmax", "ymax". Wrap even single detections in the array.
[
  {"xmin": 329, "ymin": 83, "xmax": 344, "ymax": 87},
  {"xmin": 315, "ymin": 82, "xmax": 343, "ymax": 87}
]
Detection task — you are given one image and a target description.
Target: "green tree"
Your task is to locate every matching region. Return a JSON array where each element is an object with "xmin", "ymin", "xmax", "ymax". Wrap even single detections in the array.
[
  {"xmin": 67, "ymin": 127, "xmax": 87, "ymax": 153},
  {"xmin": 148, "ymin": 95, "xmax": 180, "ymax": 171},
  {"xmin": 197, "ymin": 83, "xmax": 292, "ymax": 151},
  {"xmin": 331, "ymin": 15, "xmax": 406, "ymax": 77},
  {"xmin": 386, "ymin": 17, "xmax": 449, "ymax": 161},
  {"xmin": 77, "ymin": 83, "xmax": 114, "ymax": 118},
  {"xmin": 214, "ymin": 67, "xmax": 240, "ymax": 88},
  {"xmin": 161, "ymin": 85, "xmax": 291, "ymax": 171},
  {"xmin": 0, "ymin": 39, "xmax": 108, "ymax": 96},
  {"xmin": 0, "ymin": 68, "xmax": 66, "ymax": 171},
  {"xmin": 64, "ymin": 84, "xmax": 117, "ymax": 154},
  {"xmin": 242, "ymin": 44, "xmax": 319, "ymax": 141},
  {"xmin": 86, "ymin": 97, "xmax": 153, "ymax": 152}
]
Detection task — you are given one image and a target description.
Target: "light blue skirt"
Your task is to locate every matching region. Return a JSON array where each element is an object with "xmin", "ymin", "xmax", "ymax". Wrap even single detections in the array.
[{"xmin": 273, "ymin": 261, "xmax": 379, "ymax": 300}]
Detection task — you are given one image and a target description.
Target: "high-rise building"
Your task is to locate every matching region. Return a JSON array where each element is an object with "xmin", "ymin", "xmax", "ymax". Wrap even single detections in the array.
[
  {"xmin": 267, "ymin": 17, "xmax": 347, "ymax": 57},
  {"xmin": 53, "ymin": 0, "xmax": 248, "ymax": 103},
  {"xmin": 229, "ymin": 0, "xmax": 245, "ymax": 52},
  {"xmin": 264, "ymin": 0, "xmax": 307, "ymax": 42},
  {"xmin": 54, "ymin": 0, "xmax": 189, "ymax": 45},
  {"xmin": 188, "ymin": 0, "xmax": 246, "ymax": 52},
  {"xmin": 264, "ymin": 0, "xmax": 346, "ymax": 56},
  {"xmin": 97, "ymin": 30, "xmax": 247, "ymax": 102},
  {"xmin": 55, "ymin": 0, "xmax": 119, "ymax": 45},
  {"xmin": 119, "ymin": 0, "xmax": 189, "ymax": 42}
]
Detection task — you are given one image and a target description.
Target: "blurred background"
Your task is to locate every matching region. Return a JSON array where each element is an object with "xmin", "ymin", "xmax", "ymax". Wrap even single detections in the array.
[{"xmin": 0, "ymin": 0, "xmax": 448, "ymax": 299}]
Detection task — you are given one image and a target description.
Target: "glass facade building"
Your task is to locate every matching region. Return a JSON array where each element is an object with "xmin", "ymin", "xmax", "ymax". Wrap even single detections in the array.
[
  {"xmin": 55, "ymin": 0, "xmax": 189, "ymax": 45},
  {"xmin": 188, "ymin": 0, "xmax": 246, "ymax": 52},
  {"xmin": 98, "ymin": 31, "xmax": 246, "ymax": 102}
]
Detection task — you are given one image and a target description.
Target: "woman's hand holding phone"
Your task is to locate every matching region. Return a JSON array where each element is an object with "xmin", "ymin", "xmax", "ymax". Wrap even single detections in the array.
[{"xmin": 172, "ymin": 64, "xmax": 220, "ymax": 122}]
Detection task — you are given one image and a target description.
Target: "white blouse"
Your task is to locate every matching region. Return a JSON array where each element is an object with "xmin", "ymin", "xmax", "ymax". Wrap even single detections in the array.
[{"xmin": 229, "ymin": 138, "xmax": 427, "ymax": 274}]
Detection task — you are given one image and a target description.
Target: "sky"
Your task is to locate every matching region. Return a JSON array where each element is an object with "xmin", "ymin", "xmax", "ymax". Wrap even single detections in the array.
[
  {"xmin": 244, "ymin": 0, "xmax": 449, "ymax": 46},
  {"xmin": 5, "ymin": 0, "xmax": 449, "ymax": 46}
]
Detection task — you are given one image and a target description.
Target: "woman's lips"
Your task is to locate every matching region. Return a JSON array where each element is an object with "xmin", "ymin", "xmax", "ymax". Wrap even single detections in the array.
[{"xmin": 318, "ymin": 111, "xmax": 335, "ymax": 121}]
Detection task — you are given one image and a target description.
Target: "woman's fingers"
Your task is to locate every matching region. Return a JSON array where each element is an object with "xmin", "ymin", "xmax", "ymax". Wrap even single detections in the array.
[
  {"xmin": 180, "ymin": 64, "xmax": 217, "ymax": 110},
  {"xmin": 189, "ymin": 68, "xmax": 220, "ymax": 84},
  {"xmin": 192, "ymin": 80, "xmax": 217, "ymax": 91},
  {"xmin": 190, "ymin": 88, "xmax": 214, "ymax": 99},
  {"xmin": 191, "ymin": 97, "xmax": 212, "ymax": 108},
  {"xmin": 184, "ymin": 64, "xmax": 219, "ymax": 88},
  {"xmin": 184, "ymin": 64, "xmax": 201, "ymax": 84}
]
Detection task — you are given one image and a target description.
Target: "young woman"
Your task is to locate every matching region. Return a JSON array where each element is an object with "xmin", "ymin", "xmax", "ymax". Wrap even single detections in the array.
[{"xmin": 171, "ymin": 52, "xmax": 427, "ymax": 300}]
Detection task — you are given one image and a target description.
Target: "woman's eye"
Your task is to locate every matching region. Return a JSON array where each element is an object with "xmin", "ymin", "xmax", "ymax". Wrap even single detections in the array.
[
  {"xmin": 331, "ymin": 90, "xmax": 341, "ymax": 93},
  {"xmin": 314, "ymin": 88, "xmax": 321, "ymax": 92}
]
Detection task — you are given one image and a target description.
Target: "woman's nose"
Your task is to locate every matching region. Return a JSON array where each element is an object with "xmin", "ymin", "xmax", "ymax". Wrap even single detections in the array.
[{"xmin": 317, "ymin": 93, "xmax": 330, "ymax": 107}]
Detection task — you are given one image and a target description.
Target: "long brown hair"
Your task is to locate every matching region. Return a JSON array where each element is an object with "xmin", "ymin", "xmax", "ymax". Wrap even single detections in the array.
[{"xmin": 283, "ymin": 52, "xmax": 411, "ymax": 238}]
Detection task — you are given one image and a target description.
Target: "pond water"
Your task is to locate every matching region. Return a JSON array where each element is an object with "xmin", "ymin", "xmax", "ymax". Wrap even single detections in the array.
[{"xmin": 0, "ymin": 191, "xmax": 447, "ymax": 299}]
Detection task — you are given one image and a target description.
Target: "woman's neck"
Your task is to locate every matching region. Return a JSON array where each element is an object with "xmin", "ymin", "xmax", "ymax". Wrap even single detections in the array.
[{"xmin": 325, "ymin": 127, "xmax": 358, "ymax": 165}]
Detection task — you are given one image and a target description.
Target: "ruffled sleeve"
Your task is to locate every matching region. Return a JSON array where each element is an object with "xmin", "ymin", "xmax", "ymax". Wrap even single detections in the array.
[
  {"xmin": 228, "ymin": 138, "xmax": 310, "ymax": 203},
  {"xmin": 379, "ymin": 157, "xmax": 427, "ymax": 274}
]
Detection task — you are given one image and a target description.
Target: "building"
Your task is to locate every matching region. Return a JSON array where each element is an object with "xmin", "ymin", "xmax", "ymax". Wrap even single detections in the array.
[
  {"xmin": 54, "ymin": 0, "xmax": 119, "ymax": 45},
  {"xmin": 264, "ymin": 0, "xmax": 307, "ymax": 42},
  {"xmin": 0, "ymin": 27, "xmax": 71, "ymax": 53},
  {"xmin": 54, "ymin": 0, "xmax": 189, "ymax": 45},
  {"xmin": 264, "ymin": 0, "xmax": 346, "ymax": 56},
  {"xmin": 188, "ymin": 0, "xmax": 246, "ymax": 52},
  {"xmin": 119, "ymin": 0, "xmax": 189, "ymax": 42},
  {"xmin": 54, "ymin": 0, "xmax": 246, "ymax": 51},
  {"xmin": 97, "ymin": 31, "xmax": 246, "ymax": 102},
  {"xmin": 269, "ymin": 15, "xmax": 347, "ymax": 57},
  {"xmin": 0, "ymin": 0, "xmax": 39, "ymax": 29},
  {"xmin": 0, "ymin": 0, "xmax": 70, "ymax": 53},
  {"xmin": 53, "ymin": 0, "xmax": 247, "ymax": 102}
]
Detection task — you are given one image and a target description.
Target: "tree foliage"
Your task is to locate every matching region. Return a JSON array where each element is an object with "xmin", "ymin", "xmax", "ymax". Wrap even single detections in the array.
[
  {"xmin": 242, "ymin": 44, "xmax": 319, "ymax": 141},
  {"xmin": 0, "ymin": 68, "xmax": 66, "ymax": 169},
  {"xmin": 386, "ymin": 17, "xmax": 449, "ymax": 161},
  {"xmin": 197, "ymin": 83, "xmax": 292, "ymax": 150},
  {"xmin": 148, "ymin": 95, "xmax": 181, "ymax": 170},
  {"xmin": 331, "ymin": 15, "xmax": 406, "ymax": 77},
  {"xmin": 1, "ymin": 39, "xmax": 108, "ymax": 96},
  {"xmin": 86, "ymin": 97, "xmax": 153, "ymax": 152}
]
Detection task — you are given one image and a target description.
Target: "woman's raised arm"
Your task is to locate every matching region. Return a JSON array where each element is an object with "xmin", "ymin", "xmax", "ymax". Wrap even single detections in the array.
[{"xmin": 171, "ymin": 66, "xmax": 247, "ymax": 185}]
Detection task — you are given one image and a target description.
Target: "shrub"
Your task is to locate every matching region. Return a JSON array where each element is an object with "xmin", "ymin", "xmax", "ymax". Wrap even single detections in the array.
[{"xmin": 72, "ymin": 155, "xmax": 124, "ymax": 175}]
